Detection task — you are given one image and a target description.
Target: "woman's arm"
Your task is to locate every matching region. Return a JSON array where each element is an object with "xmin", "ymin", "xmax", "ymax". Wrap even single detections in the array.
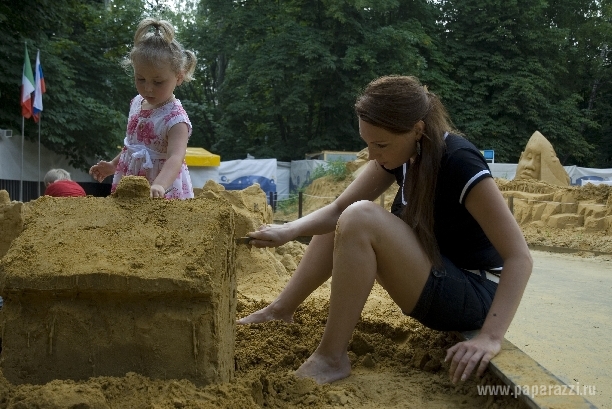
[
  {"xmin": 447, "ymin": 177, "xmax": 533, "ymax": 382},
  {"xmin": 150, "ymin": 122, "xmax": 189, "ymax": 197},
  {"xmin": 249, "ymin": 160, "xmax": 396, "ymax": 247}
]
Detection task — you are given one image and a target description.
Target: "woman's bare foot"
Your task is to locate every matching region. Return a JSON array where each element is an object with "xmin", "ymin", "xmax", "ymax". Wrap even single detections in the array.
[
  {"xmin": 294, "ymin": 351, "xmax": 351, "ymax": 384},
  {"xmin": 237, "ymin": 303, "xmax": 294, "ymax": 325}
]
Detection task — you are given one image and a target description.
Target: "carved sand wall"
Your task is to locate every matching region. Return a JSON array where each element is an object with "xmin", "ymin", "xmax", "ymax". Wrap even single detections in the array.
[
  {"xmin": 0, "ymin": 177, "xmax": 238, "ymax": 386},
  {"xmin": 497, "ymin": 179, "xmax": 612, "ymax": 233}
]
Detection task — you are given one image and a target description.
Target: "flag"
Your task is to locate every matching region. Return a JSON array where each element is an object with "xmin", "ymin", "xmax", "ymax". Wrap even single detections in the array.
[
  {"xmin": 21, "ymin": 44, "xmax": 35, "ymax": 119},
  {"xmin": 33, "ymin": 50, "xmax": 46, "ymax": 122}
]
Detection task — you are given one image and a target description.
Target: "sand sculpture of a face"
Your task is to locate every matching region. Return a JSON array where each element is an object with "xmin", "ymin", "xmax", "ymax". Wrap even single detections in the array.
[{"xmin": 514, "ymin": 131, "xmax": 570, "ymax": 186}]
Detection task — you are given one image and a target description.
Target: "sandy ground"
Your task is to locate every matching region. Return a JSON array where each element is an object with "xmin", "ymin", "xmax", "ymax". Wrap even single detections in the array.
[
  {"xmin": 0, "ymin": 181, "xmax": 525, "ymax": 409},
  {"xmin": 0, "ymin": 169, "xmax": 611, "ymax": 408}
]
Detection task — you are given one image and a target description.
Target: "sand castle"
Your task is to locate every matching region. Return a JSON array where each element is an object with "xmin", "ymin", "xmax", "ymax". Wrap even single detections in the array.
[{"xmin": 0, "ymin": 176, "xmax": 241, "ymax": 386}]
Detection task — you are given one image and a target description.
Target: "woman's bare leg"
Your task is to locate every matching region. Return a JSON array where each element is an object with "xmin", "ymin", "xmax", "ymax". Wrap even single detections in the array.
[
  {"xmin": 295, "ymin": 201, "xmax": 432, "ymax": 383},
  {"xmin": 237, "ymin": 232, "xmax": 335, "ymax": 324}
]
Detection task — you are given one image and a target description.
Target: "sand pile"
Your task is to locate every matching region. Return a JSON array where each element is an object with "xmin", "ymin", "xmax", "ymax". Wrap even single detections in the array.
[
  {"xmin": 0, "ymin": 177, "xmax": 526, "ymax": 408},
  {"xmin": 0, "ymin": 153, "xmax": 610, "ymax": 407}
]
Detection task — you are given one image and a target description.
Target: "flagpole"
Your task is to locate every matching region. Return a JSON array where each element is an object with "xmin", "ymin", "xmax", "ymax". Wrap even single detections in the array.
[
  {"xmin": 33, "ymin": 48, "xmax": 45, "ymax": 199},
  {"xmin": 21, "ymin": 41, "xmax": 26, "ymax": 202},
  {"xmin": 21, "ymin": 41, "xmax": 36, "ymax": 202},
  {"xmin": 38, "ymin": 115, "xmax": 41, "ymax": 197},
  {"xmin": 20, "ymin": 116, "xmax": 24, "ymax": 202}
]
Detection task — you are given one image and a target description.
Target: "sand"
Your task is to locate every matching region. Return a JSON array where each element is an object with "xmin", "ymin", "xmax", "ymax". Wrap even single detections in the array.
[{"xmin": 0, "ymin": 166, "xmax": 610, "ymax": 408}]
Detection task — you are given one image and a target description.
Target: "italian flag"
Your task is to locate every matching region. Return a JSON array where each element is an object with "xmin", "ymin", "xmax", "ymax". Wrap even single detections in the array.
[{"xmin": 21, "ymin": 44, "xmax": 35, "ymax": 119}]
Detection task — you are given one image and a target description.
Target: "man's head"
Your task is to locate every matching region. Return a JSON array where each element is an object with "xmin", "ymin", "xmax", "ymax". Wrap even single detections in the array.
[{"xmin": 44, "ymin": 169, "xmax": 71, "ymax": 187}]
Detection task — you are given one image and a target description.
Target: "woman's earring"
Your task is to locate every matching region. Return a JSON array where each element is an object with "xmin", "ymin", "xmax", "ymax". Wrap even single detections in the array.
[{"xmin": 416, "ymin": 140, "xmax": 422, "ymax": 156}]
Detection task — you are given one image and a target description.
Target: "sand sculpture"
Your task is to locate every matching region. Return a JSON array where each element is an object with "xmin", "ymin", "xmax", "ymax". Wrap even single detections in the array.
[
  {"xmin": 0, "ymin": 176, "xmax": 239, "ymax": 386},
  {"xmin": 514, "ymin": 130, "xmax": 571, "ymax": 186},
  {"xmin": 496, "ymin": 179, "xmax": 612, "ymax": 231}
]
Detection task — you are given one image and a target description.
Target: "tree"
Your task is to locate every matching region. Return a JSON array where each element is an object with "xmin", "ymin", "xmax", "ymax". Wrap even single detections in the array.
[
  {"xmin": 190, "ymin": 0, "xmax": 444, "ymax": 161},
  {"xmin": 0, "ymin": 0, "xmax": 193, "ymax": 170},
  {"xmin": 440, "ymin": 0, "xmax": 594, "ymax": 164},
  {"xmin": 547, "ymin": 0, "xmax": 612, "ymax": 166},
  {"xmin": 2, "ymin": 0, "xmax": 609, "ymax": 169}
]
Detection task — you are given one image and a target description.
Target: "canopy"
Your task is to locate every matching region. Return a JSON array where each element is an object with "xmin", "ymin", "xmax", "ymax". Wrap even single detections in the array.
[{"xmin": 185, "ymin": 147, "xmax": 220, "ymax": 167}]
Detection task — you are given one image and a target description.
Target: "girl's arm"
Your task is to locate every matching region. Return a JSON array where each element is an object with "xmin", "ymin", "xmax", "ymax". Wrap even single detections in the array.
[
  {"xmin": 150, "ymin": 122, "xmax": 189, "ymax": 198},
  {"xmin": 249, "ymin": 160, "xmax": 396, "ymax": 247},
  {"xmin": 446, "ymin": 177, "xmax": 533, "ymax": 383},
  {"xmin": 89, "ymin": 153, "xmax": 121, "ymax": 182}
]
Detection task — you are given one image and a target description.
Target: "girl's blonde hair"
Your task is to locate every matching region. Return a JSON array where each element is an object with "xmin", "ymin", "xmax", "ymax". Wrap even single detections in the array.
[
  {"xmin": 122, "ymin": 18, "xmax": 197, "ymax": 81},
  {"xmin": 355, "ymin": 75, "xmax": 457, "ymax": 268}
]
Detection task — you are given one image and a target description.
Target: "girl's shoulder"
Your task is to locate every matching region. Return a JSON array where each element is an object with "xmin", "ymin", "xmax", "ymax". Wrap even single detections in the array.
[
  {"xmin": 128, "ymin": 95, "xmax": 143, "ymax": 114},
  {"xmin": 129, "ymin": 94, "xmax": 144, "ymax": 107},
  {"xmin": 170, "ymin": 98, "xmax": 187, "ymax": 112},
  {"xmin": 164, "ymin": 99, "xmax": 192, "ymax": 134},
  {"xmin": 167, "ymin": 99, "xmax": 191, "ymax": 121}
]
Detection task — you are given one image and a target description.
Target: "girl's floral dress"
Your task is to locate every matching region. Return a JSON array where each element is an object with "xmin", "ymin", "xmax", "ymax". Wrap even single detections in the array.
[{"xmin": 111, "ymin": 95, "xmax": 194, "ymax": 199}]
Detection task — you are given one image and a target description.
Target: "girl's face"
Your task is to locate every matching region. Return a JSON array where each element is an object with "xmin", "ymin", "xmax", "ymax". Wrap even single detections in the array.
[
  {"xmin": 359, "ymin": 119, "xmax": 422, "ymax": 169},
  {"xmin": 132, "ymin": 59, "xmax": 183, "ymax": 108}
]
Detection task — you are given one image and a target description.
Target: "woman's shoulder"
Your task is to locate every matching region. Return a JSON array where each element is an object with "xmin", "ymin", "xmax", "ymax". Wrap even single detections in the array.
[
  {"xmin": 443, "ymin": 134, "xmax": 485, "ymax": 162},
  {"xmin": 442, "ymin": 133, "xmax": 489, "ymax": 171},
  {"xmin": 444, "ymin": 133, "xmax": 479, "ymax": 152}
]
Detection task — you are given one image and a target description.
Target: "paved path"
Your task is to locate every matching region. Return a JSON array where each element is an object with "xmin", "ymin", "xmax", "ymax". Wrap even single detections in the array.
[{"xmin": 505, "ymin": 250, "xmax": 612, "ymax": 409}]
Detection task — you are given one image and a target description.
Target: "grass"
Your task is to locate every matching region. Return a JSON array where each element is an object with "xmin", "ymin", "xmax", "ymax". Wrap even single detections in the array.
[{"xmin": 275, "ymin": 160, "xmax": 349, "ymax": 215}]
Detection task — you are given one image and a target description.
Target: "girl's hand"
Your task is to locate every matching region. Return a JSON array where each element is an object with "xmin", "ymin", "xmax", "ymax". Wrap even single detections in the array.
[
  {"xmin": 150, "ymin": 184, "xmax": 166, "ymax": 198},
  {"xmin": 89, "ymin": 161, "xmax": 115, "ymax": 182},
  {"xmin": 247, "ymin": 224, "xmax": 295, "ymax": 248},
  {"xmin": 445, "ymin": 333, "xmax": 502, "ymax": 384}
]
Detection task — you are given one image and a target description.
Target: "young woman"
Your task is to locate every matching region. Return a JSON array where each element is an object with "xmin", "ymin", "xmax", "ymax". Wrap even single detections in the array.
[{"xmin": 238, "ymin": 75, "xmax": 532, "ymax": 385}]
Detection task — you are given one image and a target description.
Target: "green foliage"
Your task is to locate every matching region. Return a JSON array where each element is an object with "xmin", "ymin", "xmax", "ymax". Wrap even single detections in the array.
[
  {"xmin": 0, "ymin": 0, "xmax": 610, "ymax": 170},
  {"xmin": 190, "ymin": 0, "xmax": 444, "ymax": 161},
  {"xmin": 439, "ymin": 0, "xmax": 597, "ymax": 164},
  {"xmin": 311, "ymin": 160, "xmax": 350, "ymax": 182},
  {"xmin": 275, "ymin": 190, "xmax": 302, "ymax": 214},
  {"xmin": 0, "ymin": 0, "xmax": 143, "ymax": 170}
]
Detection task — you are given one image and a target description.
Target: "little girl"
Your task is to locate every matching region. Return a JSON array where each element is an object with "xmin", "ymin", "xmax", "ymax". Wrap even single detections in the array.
[{"xmin": 89, "ymin": 18, "xmax": 197, "ymax": 199}]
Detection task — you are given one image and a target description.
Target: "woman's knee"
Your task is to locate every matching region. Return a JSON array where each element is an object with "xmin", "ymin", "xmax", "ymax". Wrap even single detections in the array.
[{"xmin": 337, "ymin": 200, "xmax": 388, "ymax": 235}]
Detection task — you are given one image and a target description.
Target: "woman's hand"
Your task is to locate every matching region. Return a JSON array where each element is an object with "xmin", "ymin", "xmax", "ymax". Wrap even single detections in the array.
[
  {"xmin": 445, "ymin": 333, "xmax": 502, "ymax": 384},
  {"xmin": 89, "ymin": 161, "xmax": 115, "ymax": 182},
  {"xmin": 246, "ymin": 224, "xmax": 295, "ymax": 248}
]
